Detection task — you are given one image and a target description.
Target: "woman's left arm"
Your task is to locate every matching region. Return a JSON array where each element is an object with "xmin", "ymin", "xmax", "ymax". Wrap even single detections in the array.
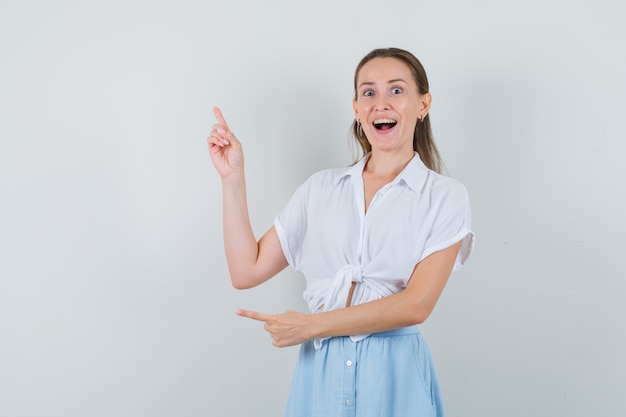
[{"xmin": 237, "ymin": 240, "xmax": 462, "ymax": 347}]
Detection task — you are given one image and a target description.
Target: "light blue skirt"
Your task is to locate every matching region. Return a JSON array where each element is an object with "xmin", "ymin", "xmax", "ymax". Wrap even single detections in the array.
[{"xmin": 284, "ymin": 326, "xmax": 444, "ymax": 417}]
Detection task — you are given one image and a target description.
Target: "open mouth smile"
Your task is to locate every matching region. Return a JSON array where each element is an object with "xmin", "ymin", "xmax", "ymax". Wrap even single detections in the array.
[{"xmin": 373, "ymin": 118, "xmax": 397, "ymax": 131}]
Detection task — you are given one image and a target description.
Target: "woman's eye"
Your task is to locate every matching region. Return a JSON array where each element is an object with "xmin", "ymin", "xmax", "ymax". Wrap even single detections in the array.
[
  {"xmin": 391, "ymin": 87, "xmax": 402, "ymax": 94},
  {"xmin": 363, "ymin": 90, "xmax": 374, "ymax": 97}
]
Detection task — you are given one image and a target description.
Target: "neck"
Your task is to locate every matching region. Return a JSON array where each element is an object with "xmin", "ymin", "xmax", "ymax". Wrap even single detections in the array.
[{"xmin": 364, "ymin": 149, "xmax": 415, "ymax": 178}]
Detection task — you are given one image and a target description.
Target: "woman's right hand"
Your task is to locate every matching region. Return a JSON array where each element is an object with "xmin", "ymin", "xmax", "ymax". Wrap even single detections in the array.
[{"xmin": 207, "ymin": 106, "xmax": 244, "ymax": 179}]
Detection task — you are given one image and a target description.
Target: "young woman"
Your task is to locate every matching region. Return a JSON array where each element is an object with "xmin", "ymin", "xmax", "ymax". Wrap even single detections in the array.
[{"xmin": 208, "ymin": 47, "xmax": 474, "ymax": 417}]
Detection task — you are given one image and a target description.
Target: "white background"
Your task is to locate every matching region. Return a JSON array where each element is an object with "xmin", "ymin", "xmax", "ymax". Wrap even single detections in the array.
[{"xmin": 1, "ymin": 0, "xmax": 625, "ymax": 416}]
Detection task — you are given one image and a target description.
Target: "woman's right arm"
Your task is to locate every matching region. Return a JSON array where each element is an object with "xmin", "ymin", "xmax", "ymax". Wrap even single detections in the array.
[{"xmin": 207, "ymin": 107, "xmax": 288, "ymax": 289}]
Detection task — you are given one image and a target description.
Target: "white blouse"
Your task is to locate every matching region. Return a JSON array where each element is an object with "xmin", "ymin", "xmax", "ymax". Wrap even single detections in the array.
[{"xmin": 274, "ymin": 152, "xmax": 475, "ymax": 348}]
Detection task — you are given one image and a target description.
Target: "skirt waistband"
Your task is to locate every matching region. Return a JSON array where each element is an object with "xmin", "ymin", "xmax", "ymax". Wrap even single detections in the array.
[{"xmin": 370, "ymin": 325, "xmax": 420, "ymax": 337}]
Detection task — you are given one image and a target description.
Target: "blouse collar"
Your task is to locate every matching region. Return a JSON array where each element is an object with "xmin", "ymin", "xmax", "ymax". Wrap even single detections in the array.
[{"xmin": 335, "ymin": 152, "xmax": 431, "ymax": 193}]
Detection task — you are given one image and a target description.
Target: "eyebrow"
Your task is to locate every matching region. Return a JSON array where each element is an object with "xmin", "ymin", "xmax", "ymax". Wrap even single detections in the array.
[{"xmin": 357, "ymin": 78, "xmax": 409, "ymax": 89}]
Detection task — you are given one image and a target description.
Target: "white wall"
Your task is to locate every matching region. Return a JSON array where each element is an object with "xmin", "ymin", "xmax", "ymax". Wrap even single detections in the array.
[{"xmin": 1, "ymin": 0, "xmax": 625, "ymax": 416}]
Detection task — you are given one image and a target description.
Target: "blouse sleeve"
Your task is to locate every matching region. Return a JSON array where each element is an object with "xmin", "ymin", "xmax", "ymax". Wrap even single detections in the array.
[
  {"xmin": 273, "ymin": 178, "xmax": 311, "ymax": 270},
  {"xmin": 419, "ymin": 180, "xmax": 475, "ymax": 271}
]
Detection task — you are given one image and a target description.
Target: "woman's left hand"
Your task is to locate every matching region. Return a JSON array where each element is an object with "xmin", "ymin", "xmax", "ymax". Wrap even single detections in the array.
[{"xmin": 236, "ymin": 309, "xmax": 313, "ymax": 347}]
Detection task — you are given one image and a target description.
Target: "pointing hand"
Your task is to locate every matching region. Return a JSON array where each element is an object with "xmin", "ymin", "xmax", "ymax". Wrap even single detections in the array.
[
  {"xmin": 207, "ymin": 107, "xmax": 244, "ymax": 178},
  {"xmin": 236, "ymin": 309, "xmax": 313, "ymax": 348}
]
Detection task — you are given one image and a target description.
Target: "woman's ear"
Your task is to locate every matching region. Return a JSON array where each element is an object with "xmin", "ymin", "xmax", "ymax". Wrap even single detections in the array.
[{"xmin": 420, "ymin": 93, "xmax": 432, "ymax": 116}]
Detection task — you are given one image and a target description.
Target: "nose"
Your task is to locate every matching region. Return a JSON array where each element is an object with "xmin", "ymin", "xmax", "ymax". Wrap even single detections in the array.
[{"xmin": 374, "ymin": 94, "xmax": 390, "ymax": 110}]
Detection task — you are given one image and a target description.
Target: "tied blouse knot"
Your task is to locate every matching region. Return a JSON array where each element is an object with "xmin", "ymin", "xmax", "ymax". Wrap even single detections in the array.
[{"xmin": 305, "ymin": 264, "xmax": 406, "ymax": 349}]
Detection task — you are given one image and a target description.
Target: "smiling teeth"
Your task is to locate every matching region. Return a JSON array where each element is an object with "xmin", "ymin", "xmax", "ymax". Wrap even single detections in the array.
[{"xmin": 373, "ymin": 119, "xmax": 397, "ymax": 124}]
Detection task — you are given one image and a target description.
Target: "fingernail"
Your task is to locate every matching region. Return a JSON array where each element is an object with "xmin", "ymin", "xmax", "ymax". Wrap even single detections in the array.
[
  {"xmin": 218, "ymin": 129, "xmax": 226, "ymax": 135},
  {"xmin": 223, "ymin": 139, "xmax": 230, "ymax": 145}
]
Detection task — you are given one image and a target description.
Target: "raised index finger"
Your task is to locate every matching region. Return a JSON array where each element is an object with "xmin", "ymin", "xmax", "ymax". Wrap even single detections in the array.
[{"xmin": 213, "ymin": 106, "xmax": 229, "ymax": 128}]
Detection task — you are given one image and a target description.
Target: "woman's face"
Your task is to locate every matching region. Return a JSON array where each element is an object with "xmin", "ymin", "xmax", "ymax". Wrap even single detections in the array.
[{"xmin": 353, "ymin": 57, "xmax": 431, "ymax": 155}]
